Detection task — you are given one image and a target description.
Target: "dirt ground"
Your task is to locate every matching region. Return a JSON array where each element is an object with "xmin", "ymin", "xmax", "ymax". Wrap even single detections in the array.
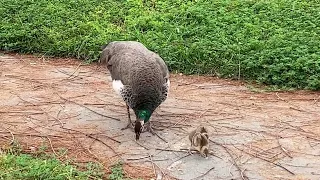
[{"xmin": 1, "ymin": 52, "xmax": 320, "ymax": 180}]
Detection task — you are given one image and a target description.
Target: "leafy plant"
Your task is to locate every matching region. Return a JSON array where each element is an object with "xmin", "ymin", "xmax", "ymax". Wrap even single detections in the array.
[
  {"xmin": 109, "ymin": 162, "xmax": 124, "ymax": 180},
  {"xmin": 0, "ymin": 153, "xmax": 105, "ymax": 179},
  {"xmin": 0, "ymin": 0, "xmax": 319, "ymax": 89}
]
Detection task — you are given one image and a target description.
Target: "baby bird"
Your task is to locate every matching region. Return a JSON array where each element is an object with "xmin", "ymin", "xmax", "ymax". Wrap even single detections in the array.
[{"xmin": 188, "ymin": 126, "xmax": 209, "ymax": 158}]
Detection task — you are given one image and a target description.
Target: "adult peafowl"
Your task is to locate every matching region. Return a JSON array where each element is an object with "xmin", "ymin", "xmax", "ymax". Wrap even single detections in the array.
[{"xmin": 99, "ymin": 41, "xmax": 170, "ymax": 140}]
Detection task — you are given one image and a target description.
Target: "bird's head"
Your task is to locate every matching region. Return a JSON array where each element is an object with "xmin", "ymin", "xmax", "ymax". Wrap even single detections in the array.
[
  {"xmin": 134, "ymin": 120, "xmax": 144, "ymax": 140},
  {"xmin": 134, "ymin": 109, "xmax": 151, "ymax": 140},
  {"xmin": 201, "ymin": 146, "xmax": 209, "ymax": 158}
]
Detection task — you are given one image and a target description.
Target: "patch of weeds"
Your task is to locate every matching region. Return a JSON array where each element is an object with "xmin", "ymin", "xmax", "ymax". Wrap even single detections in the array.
[
  {"xmin": 39, "ymin": 142, "xmax": 48, "ymax": 152},
  {"xmin": 57, "ymin": 147, "xmax": 68, "ymax": 157},
  {"xmin": 108, "ymin": 162, "xmax": 142, "ymax": 180},
  {"xmin": 0, "ymin": 152, "xmax": 106, "ymax": 179},
  {"xmin": 85, "ymin": 162, "xmax": 105, "ymax": 178},
  {"xmin": 0, "ymin": 153, "xmax": 105, "ymax": 179},
  {"xmin": 246, "ymin": 84, "xmax": 266, "ymax": 93},
  {"xmin": 0, "ymin": 139, "xmax": 105, "ymax": 179},
  {"xmin": 109, "ymin": 162, "xmax": 125, "ymax": 180},
  {"xmin": 0, "ymin": 0, "xmax": 319, "ymax": 89},
  {"xmin": 1, "ymin": 140, "xmax": 22, "ymax": 155}
]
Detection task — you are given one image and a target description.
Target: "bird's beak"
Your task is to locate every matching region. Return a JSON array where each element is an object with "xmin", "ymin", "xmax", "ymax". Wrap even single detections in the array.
[
  {"xmin": 135, "ymin": 133, "xmax": 140, "ymax": 140},
  {"xmin": 134, "ymin": 120, "xmax": 144, "ymax": 141}
]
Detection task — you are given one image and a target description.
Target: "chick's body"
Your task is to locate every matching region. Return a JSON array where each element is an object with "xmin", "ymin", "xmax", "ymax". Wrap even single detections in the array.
[{"xmin": 189, "ymin": 126, "xmax": 209, "ymax": 157}]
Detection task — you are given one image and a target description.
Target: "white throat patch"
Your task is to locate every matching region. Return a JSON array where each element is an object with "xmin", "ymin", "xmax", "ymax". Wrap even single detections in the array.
[
  {"xmin": 167, "ymin": 79, "xmax": 171, "ymax": 90},
  {"xmin": 112, "ymin": 80, "xmax": 124, "ymax": 96}
]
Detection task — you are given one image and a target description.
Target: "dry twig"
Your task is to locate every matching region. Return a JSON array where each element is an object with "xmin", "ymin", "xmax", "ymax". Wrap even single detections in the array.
[
  {"xmin": 209, "ymin": 140, "xmax": 248, "ymax": 180},
  {"xmin": 146, "ymin": 157, "xmax": 167, "ymax": 180},
  {"xmin": 155, "ymin": 148, "xmax": 189, "ymax": 153},
  {"xmin": 134, "ymin": 140, "xmax": 150, "ymax": 150},
  {"xmin": 276, "ymin": 92, "xmax": 318, "ymax": 115},
  {"xmin": 153, "ymin": 132, "xmax": 168, "ymax": 143},
  {"xmin": 314, "ymin": 96, "xmax": 320, "ymax": 104},
  {"xmin": 2, "ymin": 126, "xmax": 15, "ymax": 144},
  {"xmin": 68, "ymin": 63, "xmax": 82, "ymax": 79},
  {"xmin": 277, "ymin": 138, "xmax": 293, "ymax": 158},
  {"xmin": 148, "ymin": 154, "xmax": 157, "ymax": 178},
  {"xmin": 56, "ymin": 93, "xmax": 120, "ymax": 121},
  {"xmin": 61, "ymin": 127, "xmax": 121, "ymax": 159},
  {"xmin": 46, "ymin": 137, "xmax": 58, "ymax": 157},
  {"xmin": 190, "ymin": 167, "xmax": 215, "ymax": 180},
  {"xmin": 233, "ymin": 145, "xmax": 295, "ymax": 175},
  {"xmin": 126, "ymin": 155, "xmax": 151, "ymax": 161},
  {"xmin": 166, "ymin": 153, "xmax": 191, "ymax": 170},
  {"xmin": 86, "ymin": 134, "xmax": 121, "ymax": 159}
]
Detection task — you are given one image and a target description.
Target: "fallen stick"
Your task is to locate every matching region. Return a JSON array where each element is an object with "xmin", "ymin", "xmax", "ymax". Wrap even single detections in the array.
[
  {"xmin": 233, "ymin": 144, "xmax": 295, "ymax": 175},
  {"xmin": 190, "ymin": 167, "xmax": 215, "ymax": 180},
  {"xmin": 209, "ymin": 140, "xmax": 248, "ymax": 180},
  {"xmin": 61, "ymin": 127, "xmax": 121, "ymax": 144},
  {"xmin": 56, "ymin": 93, "xmax": 121, "ymax": 121}
]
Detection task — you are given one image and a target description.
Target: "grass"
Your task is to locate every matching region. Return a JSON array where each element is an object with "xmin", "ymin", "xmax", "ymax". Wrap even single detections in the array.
[
  {"xmin": 0, "ymin": 140, "xmax": 106, "ymax": 179},
  {"xmin": 0, "ymin": 140, "xmax": 137, "ymax": 180},
  {"xmin": 0, "ymin": 153, "xmax": 106, "ymax": 179},
  {"xmin": 109, "ymin": 162, "xmax": 125, "ymax": 180},
  {"xmin": 0, "ymin": 0, "xmax": 319, "ymax": 90},
  {"xmin": 108, "ymin": 162, "xmax": 142, "ymax": 180},
  {"xmin": 0, "ymin": 153, "xmax": 132, "ymax": 180}
]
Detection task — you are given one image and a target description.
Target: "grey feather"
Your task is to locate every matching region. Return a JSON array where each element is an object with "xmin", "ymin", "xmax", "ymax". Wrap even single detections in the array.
[{"xmin": 100, "ymin": 41, "xmax": 170, "ymax": 114}]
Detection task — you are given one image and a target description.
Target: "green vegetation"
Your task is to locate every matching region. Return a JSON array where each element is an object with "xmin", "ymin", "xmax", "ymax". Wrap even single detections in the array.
[
  {"xmin": 0, "ymin": 153, "xmax": 105, "ymax": 179},
  {"xmin": 108, "ymin": 162, "xmax": 141, "ymax": 180},
  {"xmin": 109, "ymin": 162, "xmax": 124, "ymax": 180},
  {"xmin": 0, "ymin": 0, "xmax": 319, "ymax": 89},
  {"xmin": 0, "ymin": 141, "xmax": 105, "ymax": 179}
]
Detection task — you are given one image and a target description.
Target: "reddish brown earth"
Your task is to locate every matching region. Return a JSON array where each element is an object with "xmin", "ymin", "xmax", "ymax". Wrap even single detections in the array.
[{"xmin": 0, "ymin": 52, "xmax": 319, "ymax": 180}]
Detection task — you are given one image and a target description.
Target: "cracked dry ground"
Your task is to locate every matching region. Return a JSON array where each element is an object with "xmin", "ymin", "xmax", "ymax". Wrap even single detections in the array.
[{"xmin": 1, "ymin": 53, "xmax": 320, "ymax": 180}]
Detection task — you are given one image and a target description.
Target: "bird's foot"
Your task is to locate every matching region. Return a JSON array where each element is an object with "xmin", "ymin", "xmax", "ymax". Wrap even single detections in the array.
[
  {"xmin": 121, "ymin": 122, "xmax": 134, "ymax": 130},
  {"xmin": 142, "ymin": 122, "xmax": 156, "ymax": 135},
  {"xmin": 142, "ymin": 122, "xmax": 168, "ymax": 142},
  {"xmin": 188, "ymin": 147, "xmax": 194, "ymax": 156}
]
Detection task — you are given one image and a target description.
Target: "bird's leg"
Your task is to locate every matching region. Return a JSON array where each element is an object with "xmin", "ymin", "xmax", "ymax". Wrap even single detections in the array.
[
  {"xmin": 142, "ymin": 121, "xmax": 156, "ymax": 135},
  {"xmin": 142, "ymin": 121, "xmax": 168, "ymax": 142},
  {"xmin": 188, "ymin": 140, "xmax": 195, "ymax": 155},
  {"xmin": 126, "ymin": 104, "xmax": 131, "ymax": 122},
  {"xmin": 121, "ymin": 104, "xmax": 133, "ymax": 130},
  {"xmin": 188, "ymin": 147, "xmax": 194, "ymax": 155}
]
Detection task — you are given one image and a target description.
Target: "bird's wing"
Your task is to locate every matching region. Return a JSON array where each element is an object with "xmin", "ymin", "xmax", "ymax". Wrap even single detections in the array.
[
  {"xmin": 150, "ymin": 53, "xmax": 170, "ymax": 103},
  {"xmin": 200, "ymin": 134, "xmax": 209, "ymax": 146},
  {"xmin": 101, "ymin": 43, "xmax": 134, "ymax": 85},
  {"xmin": 192, "ymin": 132, "xmax": 202, "ymax": 147},
  {"xmin": 150, "ymin": 52, "xmax": 169, "ymax": 80}
]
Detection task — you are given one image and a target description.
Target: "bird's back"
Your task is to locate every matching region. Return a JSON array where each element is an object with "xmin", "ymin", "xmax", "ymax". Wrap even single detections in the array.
[{"xmin": 100, "ymin": 41, "xmax": 169, "ymax": 111}]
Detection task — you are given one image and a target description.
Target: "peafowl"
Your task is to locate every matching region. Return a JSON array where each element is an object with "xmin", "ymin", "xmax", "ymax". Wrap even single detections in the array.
[{"xmin": 99, "ymin": 41, "xmax": 170, "ymax": 140}]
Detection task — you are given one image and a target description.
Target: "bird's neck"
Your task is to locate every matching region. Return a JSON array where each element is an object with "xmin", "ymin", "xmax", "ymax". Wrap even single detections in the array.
[{"xmin": 137, "ymin": 109, "xmax": 151, "ymax": 123}]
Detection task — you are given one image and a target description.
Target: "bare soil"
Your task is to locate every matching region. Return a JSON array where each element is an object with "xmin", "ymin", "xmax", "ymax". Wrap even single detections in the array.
[{"xmin": 1, "ymin": 53, "xmax": 320, "ymax": 180}]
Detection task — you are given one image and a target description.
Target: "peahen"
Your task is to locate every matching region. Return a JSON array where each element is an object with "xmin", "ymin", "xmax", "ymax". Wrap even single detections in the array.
[{"xmin": 99, "ymin": 41, "xmax": 170, "ymax": 140}]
